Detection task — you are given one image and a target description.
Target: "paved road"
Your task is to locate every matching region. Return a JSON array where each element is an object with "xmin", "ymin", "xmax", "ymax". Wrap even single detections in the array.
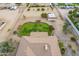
[
  {"xmin": 53, "ymin": 7, "xmax": 79, "ymax": 56},
  {"xmin": 0, "ymin": 6, "xmax": 26, "ymax": 42},
  {"xmin": 52, "ymin": 8, "xmax": 73, "ymax": 56},
  {"xmin": 0, "ymin": 9, "xmax": 19, "ymax": 42},
  {"xmin": 7, "ymin": 6, "xmax": 28, "ymax": 42}
]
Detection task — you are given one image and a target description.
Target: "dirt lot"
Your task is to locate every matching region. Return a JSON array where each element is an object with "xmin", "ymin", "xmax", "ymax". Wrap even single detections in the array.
[
  {"xmin": 23, "ymin": 7, "xmax": 53, "ymax": 18},
  {"xmin": 0, "ymin": 9, "xmax": 20, "ymax": 42}
]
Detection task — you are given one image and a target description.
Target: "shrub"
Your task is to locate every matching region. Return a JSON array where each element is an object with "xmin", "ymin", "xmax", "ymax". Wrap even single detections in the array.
[
  {"xmin": 37, "ymin": 8, "xmax": 40, "ymax": 11},
  {"xmin": 13, "ymin": 31, "xmax": 17, "ymax": 34},
  {"xmin": 61, "ymin": 47, "xmax": 65, "ymax": 55},
  {"xmin": 71, "ymin": 37, "xmax": 76, "ymax": 42},
  {"xmin": 41, "ymin": 8, "xmax": 45, "ymax": 11},
  {"xmin": 69, "ymin": 10, "xmax": 73, "ymax": 14},
  {"xmin": 63, "ymin": 23, "xmax": 68, "ymax": 33},
  {"xmin": 58, "ymin": 41, "xmax": 65, "ymax": 55},
  {"xmin": 48, "ymin": 25, "xmax": 54, "ymax": 36},
  {"xmin": 16, "ymin": 3, "xmax": 21, "ymax": 6},
  {"xmin": 75, "ymin": 14, "xmax": 79, "ymax": 17},
  {"xmin": 0, "ymin": 41, "xmax": 15, "ymax": 53},
  {"xmin": 26, "ymin": 3, "xmax": 29, "ymax": 7},
  {"xmin": 68, "ymin": 15, "xmax": 74, "ymax": 22},
  {"xmin": 72, "ymin": 49, "xmax": 76, "ymax": 54},
  {"xmin": 7, "ymin": 29, "xmax": 11, "ymax": 32},
  {"xmin": 68, "ymin": 44, "xmax": 72, "ymax": 48},
  {"xmin": 30, "ymin": 5, "xmax": 45, "ymax": 7},
  {"xmin": 27, "ymin": 9, "xmax": 30, "ymax": 11},
  {"xmin": 73, "ymin": 8, "xmax": 78, "ymax": 13},
  {"xmin": 59, "ymin": 41, "xmax": 64, "ymax": 48},
  {"xmin": 49, "ymin": 25, "xmax": 54, "ymax": 30},
  {"xmin": 30, "ymin": 5, "xmax": 39, "ymax": 7},
  {"xmin": 36, "ymin": 20, "xmax": 41, "ymax": 22},
  {"xmin": 41, "ymin": 13, "xmax": 48, "ymax": 18}
]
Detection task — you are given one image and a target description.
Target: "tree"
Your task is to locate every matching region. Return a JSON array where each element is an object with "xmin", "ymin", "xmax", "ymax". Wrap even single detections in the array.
[
  {"xmin": 37, "ymin": 8, "xmax": 40, "ymax": 11},
  {"xmin": 26, "ymin": 3, "xmax": 29, "ymax": 7},
  {"xmin": 73, "ymin": 8, "xmax": 78, "ymax": 13},
  {"xmin": 63, "ymin": 23, "xmax": 68, "ymax": 33},
  {"xmin": 48, "ymin": 25, "xmax": 54, "ymax": 36},
  {"xmin": 69, "ymin": 10, "xmax": 73, "ymax": 14},
  {"xmin": 0, "ymin": 41, "xmax": 15, "ymax": 53},
  {"xmin": 75, "ymin": 14, "xmax": 79, "ymax": 17},
  {"xmin": 13, "ymin": 31, "xmax": 17, "ymax": 34},
  {"xmin": 36, "ymin": 20, "xmax": 41, "ymax": 23},
  {"xmin": 16, "ymin": 3, "xmax": 21, "ymax": 6},
  {"xmin": 27, "ymin": 9, "xmax": 30, "ymax": 11},
  {"xmin": 72, "ymin": 49, "xmax": 76, "ymax": 54},
  {"xmin": 68, "ymin": 44, "xmax": 72, "ymax": 48},
  {"xmin": 49, "ymin": 25, "xmax": 54, "ymax": 31},
  {"xmin": 58, "ymin": 41, "xmax": 65, "ymax": 55},
  {"xmin": 41, "ymin": 8, "xmax": 45, "ymax": 11},
  {"xmin": 72, "ymin": 8, "xmax": 78, "ymax": 17},
  {"xmin": 61, "ymin": 47, "xmax": 65, "ymax": 55}
]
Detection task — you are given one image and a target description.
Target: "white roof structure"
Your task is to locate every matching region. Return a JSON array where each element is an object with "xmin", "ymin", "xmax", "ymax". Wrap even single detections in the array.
[
  {"xmin": 48, "ymin": 13, "xmax": 56, "ymax": 21},
  {"xmin": 48, "ymin": 13, "xmax": 56, "ymax": 18}
]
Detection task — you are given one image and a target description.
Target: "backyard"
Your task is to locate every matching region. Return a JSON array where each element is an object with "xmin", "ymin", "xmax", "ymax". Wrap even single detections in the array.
[{"xmin": 17, "ymin": 22, "xmax": 54, "ymax": 36}]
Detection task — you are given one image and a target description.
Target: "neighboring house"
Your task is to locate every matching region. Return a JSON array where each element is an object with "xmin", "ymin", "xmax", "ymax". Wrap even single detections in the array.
[{"xmin": 16, "ymin": 32, "xmax": 61, "ymax": 56}]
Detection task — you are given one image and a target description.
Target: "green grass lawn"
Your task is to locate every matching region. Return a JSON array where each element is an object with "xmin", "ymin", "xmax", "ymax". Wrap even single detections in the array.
[{"xmin": 17, "ymin": 22, "xmax": 54, "ymax": 36}]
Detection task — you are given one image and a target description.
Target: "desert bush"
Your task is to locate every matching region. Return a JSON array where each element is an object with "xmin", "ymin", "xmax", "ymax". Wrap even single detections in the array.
[
  {"xmin": 41, "ymin": 13, "xmax": 48, "ymax": 18},
  {"xmin": 71, "ymin": 37, "xmax": 76, "ymax": 42},
  {"xmin": 37, "ymin": 8, "xmax": 40, "ymax": 11},
  {"xmin": 41, "ymin": 8, "xmax": 45, "ymax": 11},
  {"xmin": 27, "ymin": 8, "xmax": 30, "ymax": 11}
]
